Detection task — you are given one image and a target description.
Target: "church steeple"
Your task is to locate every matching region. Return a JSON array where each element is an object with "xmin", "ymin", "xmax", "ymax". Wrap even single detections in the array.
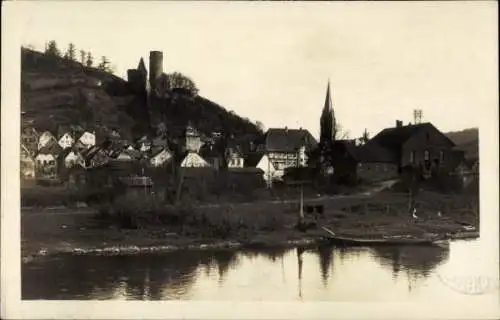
[{"xmin": 320, "ymin": 79, "xmax": 336, "ymax": 144}]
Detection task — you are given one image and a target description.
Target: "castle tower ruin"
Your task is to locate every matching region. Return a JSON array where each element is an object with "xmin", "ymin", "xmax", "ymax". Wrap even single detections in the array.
[{"xmin": 149, "ymin": 51, "xmax": 164, "ymax": 95}]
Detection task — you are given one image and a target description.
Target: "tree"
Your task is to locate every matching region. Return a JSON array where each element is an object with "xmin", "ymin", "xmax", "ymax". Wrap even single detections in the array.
[
  {"xmin": 255, "ymin": 121, "xmax": 265, "ymax": 133},
  {"xmin": 97, "ymin": 56, "xmax": 111, "ymax": 72},
  {"xmin": 63, "ymin": 43, "xmax": 76, "ymax": 61},
  {"xmin": 86, "ymin": 51, "xmax": 93, "ymax": 67},
  {"xmin": 79, "ymin": 50, "xmax": 86, "ymax": 64},
  {"xmin": 359, "ymin": 128, "xmax": 370, "ymax": 145},
  {"xmin": 45, "ymin": 40, "xmax": 61, "ymax": 57},
  {"xmin": 157, "ymin": 72, "xmax": 199, "ymax": 98},
  {"xmin": 335, "ymin": 123, "xmax": 350, "ymax": 140}
]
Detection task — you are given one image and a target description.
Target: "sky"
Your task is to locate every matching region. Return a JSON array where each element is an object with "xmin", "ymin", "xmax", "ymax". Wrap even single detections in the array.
[{"xmin": 10, "ymin": 1, "xmax": 499, "ymax": 139}]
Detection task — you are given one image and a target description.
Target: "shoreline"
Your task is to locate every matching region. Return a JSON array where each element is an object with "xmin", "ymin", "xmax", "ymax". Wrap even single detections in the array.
[
  {"xmin": 22, "ymin": 231, "xmax": 479, "ymax": 264},
  {"xmin": 22, "ymin": 188, "xmax": 479, "ymax": 264}
]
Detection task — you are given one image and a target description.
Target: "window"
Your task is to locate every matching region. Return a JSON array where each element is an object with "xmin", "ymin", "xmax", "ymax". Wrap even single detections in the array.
[
  {"xmin": 409, "ymin": 151, "xmax": 415, "ymax": 163},
  {"xmin": 439, "ymin": 151, "xmax": 445, "ymax": 164},
  {"xmin": 424, "ymin": 150, "xmax": 430, "ymax": 161}
]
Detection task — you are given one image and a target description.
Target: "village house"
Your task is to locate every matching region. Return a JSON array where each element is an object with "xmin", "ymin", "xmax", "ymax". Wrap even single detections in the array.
[
  {"xmin": 76, "ymin": 131, "xmax": 96, "ymax": 150},
  {"xmin": 356, "ymin": 142, "xmax": 400, "ymax": 183},
  {"xmin": 256, "ymin": 127, "xmax": 317, "ymax": 179},
  {"xmin": 245, "ymin": 152, "xmax": 279, "ymax": 185},
  {"xmin": 136, "ymin": 135, "xmax": 152, "ymax": 152},
  {"xmin": 225, "ymin": 144, "xmax": 245, "ymax": 168},
  {"xmin": 149, "ymin": 147, "xmax": 173, "ymax": 167},
  {"xmin": 37, "ymin": 130, "xmax": 58, "ymax": 150},
  {"xmin": 362, "ymin": 120, "xmax": 457, "ymax": 179},
  {"xmin": 58, "ymin": 131, "xmax": 75, "ymax": 149},
  {"xmin": 62, "ymin": 148, "xmax": 85, "ymax": 169},
  {"xmin": 20, "ymin": 144, "xmax": 36, "ymax": 180},
  {"xmin": 21, "ymin": 127, "xmax": 39, "ymax": 154},
  {"xmin": 35, "ymin": 143, "xmax": 63, "ymax": 179},
  {"xmin": 82, "ymin": 145, "xmax": 110, "ymax": 168},
  {"xmin": 180, "ymin": 151, "xmax": 210, "ymax": 168},
  {"xmin": 183, "ymin": 124, "xmax": 204, "ymax": 154}
]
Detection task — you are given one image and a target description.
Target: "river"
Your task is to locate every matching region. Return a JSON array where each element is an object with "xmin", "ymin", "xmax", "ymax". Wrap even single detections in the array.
[{"xmin": 22, "ymin": 239, "xmax": 498, "ymax": 303}]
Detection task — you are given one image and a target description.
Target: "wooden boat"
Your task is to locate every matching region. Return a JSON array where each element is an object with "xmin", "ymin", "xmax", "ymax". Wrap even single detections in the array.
[{"xmin": 321, "ymin": 227, "xmax": 447, "ymax": 247}]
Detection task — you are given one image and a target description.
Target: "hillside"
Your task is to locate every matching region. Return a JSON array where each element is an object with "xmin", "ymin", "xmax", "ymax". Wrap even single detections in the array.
[
  {"xmin": 445, "ymin": 128, "xmax": 478, "ymax": 160},
  {"xmin": 21, "ymin": 47, "xmax": 262, "ymax": 145}
]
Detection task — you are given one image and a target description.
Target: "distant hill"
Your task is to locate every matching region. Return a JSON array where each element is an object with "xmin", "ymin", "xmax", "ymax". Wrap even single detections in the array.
[
  {"xmin": 21, "ymin": 47, "xmax": 262, "ymax": 146},
  {"xmin": 445, "ymin": 128, "xmax": 478, "ymax": 160}
]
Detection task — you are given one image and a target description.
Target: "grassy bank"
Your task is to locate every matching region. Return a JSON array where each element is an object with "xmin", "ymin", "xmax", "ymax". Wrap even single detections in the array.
[{"xmin": 21, "ymin": 188, "xmax": 479, "ymax": 263}]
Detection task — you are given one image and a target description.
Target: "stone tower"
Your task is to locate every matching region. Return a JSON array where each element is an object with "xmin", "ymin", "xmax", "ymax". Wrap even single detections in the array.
[
  {"xmin": 126, "ymin": 57, "xmax": 148, "ymax": 93},
  {"xmin": 149, "ymin": 51, "xmax": 164, "ymax": 95},
  {"xmin": 320, "ymin": 80, "xmax": 336, "ymax": 145}
]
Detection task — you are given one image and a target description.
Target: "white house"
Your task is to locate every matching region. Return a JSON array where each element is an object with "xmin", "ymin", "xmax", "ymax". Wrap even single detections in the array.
[
  {"xmin": 37, "ymin": 131, "xmax": 57, "ymax": 150},
  {"xmin": 150, "ymin": 148, "xmax": 173, "ymax": 167},
  {"xmin": 35, "ymin": 144, "xmax": 62, "ymax": 179},
  {"xmin": 180, "ymin": 152, "xmax": 210, "ymax": 168},
  {"xmin": 58, "ymin": 132, "xmax": 75, "ymax": 149},
  {"xmin": 78, "ymin": 131, "xmax": 96, "ymax": 149},
  {"xmin": 255, "ymin": 153, "xmax": 280, "ymax": 183},
  {"xmin": 20, "ymin": 144, "xmax": 36, "ymax": 180},
  {"xmin": 64, "ymin": 151, "xmax": 84, "ymax": 168}
]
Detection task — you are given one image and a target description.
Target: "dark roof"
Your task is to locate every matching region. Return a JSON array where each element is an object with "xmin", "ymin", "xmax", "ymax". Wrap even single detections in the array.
[
  {"xmin": 244, "ymin": 152, "xmax": 265, "ymax": 167},
  {"xmin": 150, "ymin": 146, "xmax": 171, "ymax": 158},
  {"xmin": 368, "ymin": 122, "xmax": 455, "ymax": 151},
  {"xmin": 228, "ymin": 167, "xmax": 264, "ymax": 174},
  {"xmin": 357, "ymin": 143, "xmax": 399, "ymax": 163},
  {"xmin": 37, "ymin": 143, "xmax": 63, "ymax": 156},
  {"xmin": 263, "ymin": 128, "xmax": 318, "ymax": 152}
]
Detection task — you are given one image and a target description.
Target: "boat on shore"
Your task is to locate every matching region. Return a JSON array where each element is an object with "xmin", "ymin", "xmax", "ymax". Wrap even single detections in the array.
[{"xmin": 321, "ymin": 227, "xmax": 447, "ymax": 247}]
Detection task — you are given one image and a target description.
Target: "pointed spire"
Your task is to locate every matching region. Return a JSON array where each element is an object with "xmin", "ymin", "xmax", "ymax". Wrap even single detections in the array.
[
  {"xmin": 323, "ymin": 79, "xmax": 333, "ymax": 113},
  {"xmin": 137, "ymin": 57, "xmax": 147, "ymax": 73}
]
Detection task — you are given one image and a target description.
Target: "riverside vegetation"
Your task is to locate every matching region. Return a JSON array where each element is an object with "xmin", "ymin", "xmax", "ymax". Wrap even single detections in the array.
[{"xmin": 22, "ymin": 178, "xmax": 479, "ymax": 263}]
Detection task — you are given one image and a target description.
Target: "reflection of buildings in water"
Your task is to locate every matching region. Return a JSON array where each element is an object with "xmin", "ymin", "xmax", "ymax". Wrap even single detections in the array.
[{"xmin": 370, "ymin": 245, "xmax": 450, "ymax": 290}]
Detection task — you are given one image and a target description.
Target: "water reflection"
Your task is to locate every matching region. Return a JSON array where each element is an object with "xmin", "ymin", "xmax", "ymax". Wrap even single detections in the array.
[
  {"xmin": 23, "ymin": 243, "xmax": 453, "ymax": 301},
  {"xmin": 371, "ymin": 245, "xmax": 450, "ymax": 280}
]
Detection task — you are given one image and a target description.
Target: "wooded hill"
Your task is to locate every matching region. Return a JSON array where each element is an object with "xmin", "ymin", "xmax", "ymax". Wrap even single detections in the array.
[
  {"xmin": 445, "ymin": 128, "xmax": 479, "ymax": 161},
  {"xmin": 21, "ymin": 47, "xmax": 262, "ymax": 144}
]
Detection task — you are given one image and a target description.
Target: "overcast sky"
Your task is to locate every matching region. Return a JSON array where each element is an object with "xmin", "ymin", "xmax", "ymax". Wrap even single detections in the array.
[{"xmin": 12, "ymin": 1, "xmax": 498, "ymax": 139}]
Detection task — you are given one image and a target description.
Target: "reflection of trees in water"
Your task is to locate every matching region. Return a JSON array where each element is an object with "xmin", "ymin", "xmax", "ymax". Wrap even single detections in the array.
[
  {"xmin": 316, "ymin": 245, "xmax": 334, "ymax": 288},
  {"xmin": 239, "ymin": 247, "xmax": 288, "ymax": 263},
  {"xmin": 21, "ymin": 248, "xmax": 290, "ymax": 300},
  {"xmin": 22, "ymin": 253, "xmax": 203, "ymax": 300},
  {"xmin": 370, "ymin": 245, "xmax": 450, "ymax": 287}
]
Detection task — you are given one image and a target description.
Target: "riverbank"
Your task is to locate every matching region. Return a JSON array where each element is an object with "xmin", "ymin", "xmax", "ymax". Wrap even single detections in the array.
[{"xmin": 21, "ymin": 187, "xmax": 479, "ymax": 263}]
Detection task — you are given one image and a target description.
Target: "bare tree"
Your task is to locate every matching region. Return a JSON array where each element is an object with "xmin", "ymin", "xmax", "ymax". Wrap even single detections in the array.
[{"xmin": 335, "ymin": 123, "xmax": 350, "ymax": 140}]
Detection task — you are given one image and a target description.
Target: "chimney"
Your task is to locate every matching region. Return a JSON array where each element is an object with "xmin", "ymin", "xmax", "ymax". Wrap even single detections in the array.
[{"xmin": 396, "ymin": 120, "xmax": 403, "ymax": 128}]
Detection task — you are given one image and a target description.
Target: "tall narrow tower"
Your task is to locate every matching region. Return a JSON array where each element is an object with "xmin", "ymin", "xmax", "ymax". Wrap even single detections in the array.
[
  {"xmin": 149, "ymin": 51, "xmax": 164, "ymax": 95},
  {"xmin": 320, "ymin": 80, "xmax": 336, "ymax": 145}
]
